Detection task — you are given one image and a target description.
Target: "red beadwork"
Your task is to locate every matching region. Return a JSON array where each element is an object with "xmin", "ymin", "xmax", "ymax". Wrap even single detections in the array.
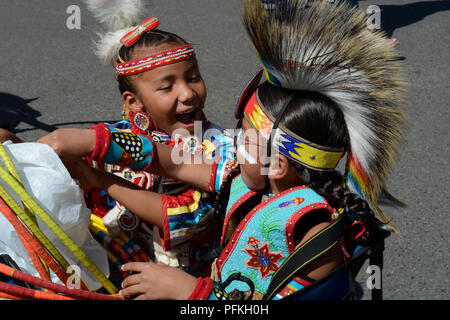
[
  {"xmin": 120, "ymin": 17, "xmax": 160, "ymax": 47},
  {"xmin": 131, "ymin": 111, "xmax": 152, "ymax": 136},
  {"xmin": 244, "ymin": 239, "xmax": 284, "ymax": 279}
]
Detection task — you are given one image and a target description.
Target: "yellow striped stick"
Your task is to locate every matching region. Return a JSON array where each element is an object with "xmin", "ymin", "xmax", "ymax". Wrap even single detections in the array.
[
  {"xmin": 0, "ymin": 144, "xmax": 38, "ymax": 225},
  {"xmin": 0, "ymin": 183, "xmax": 72, "ymax": 273},
  {"xmin": 0, "ymin": 165, "xmax": 117, "ymax": 294}
]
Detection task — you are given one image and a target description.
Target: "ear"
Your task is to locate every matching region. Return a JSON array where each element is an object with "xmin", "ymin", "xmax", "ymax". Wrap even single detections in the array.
[
  {"xmin": 122, "ymin": 90, "xmax": 145, "ymax": 113},
  {"xmin": 268, "ymin": 154, "xmax": 290, "ymax": 180}
]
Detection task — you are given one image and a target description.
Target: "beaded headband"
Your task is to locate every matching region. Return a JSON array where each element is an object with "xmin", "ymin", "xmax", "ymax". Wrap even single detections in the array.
[
  {"xmin": 236, "ymin": 71, "xmax": 345, "ymax": 171},
  {"xmin": 115, "ymin": 17, "xmax": 196, "ymax": 76}
]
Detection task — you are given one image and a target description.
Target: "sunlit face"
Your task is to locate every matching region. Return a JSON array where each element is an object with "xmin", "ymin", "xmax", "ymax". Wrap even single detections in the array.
[
  {"xmin": 236, "ymin": 117, "xmax": 270, "ymax": 191},
  {"xmin": 126, "ymin": 42, "xmax": 207, "ymax": 136}
]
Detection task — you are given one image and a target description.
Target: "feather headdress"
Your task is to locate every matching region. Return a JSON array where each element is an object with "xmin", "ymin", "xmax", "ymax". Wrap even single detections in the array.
[
  {"xmin": 241, "ymin": 0, "xmax": 408, "ymax": 231},
  {"xmin": 84, "ymin": 0, "xmax": 150, "ymax": 65}
]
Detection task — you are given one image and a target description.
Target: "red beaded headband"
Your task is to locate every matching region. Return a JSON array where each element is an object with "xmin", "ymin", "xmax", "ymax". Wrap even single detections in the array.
[
  {"xmin": 115, "ymin": 17, "xmax": 196, "ymax": 76},
  {"xmin": 115, "ymin": 45, "xmax": 195, "ymax": 76}
]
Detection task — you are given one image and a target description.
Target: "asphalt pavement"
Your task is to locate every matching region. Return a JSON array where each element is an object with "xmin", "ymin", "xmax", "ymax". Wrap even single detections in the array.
[{"xmin": 0, "ymin": 0, "xmax": 448, "ymax": 300}]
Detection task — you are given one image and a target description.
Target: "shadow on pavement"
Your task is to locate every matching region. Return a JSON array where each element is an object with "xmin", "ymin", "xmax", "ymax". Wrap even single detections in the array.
[
  {"xmin": 0, "ymin": 92, "xmax": 119, "ymax": 134},
  {"xmin": 379, "ymin": 1, "xmax": 450, "ymax": 37},
  {"xmin": 0, "ymin": 92, "xmax": 57, "ymax": 133}
]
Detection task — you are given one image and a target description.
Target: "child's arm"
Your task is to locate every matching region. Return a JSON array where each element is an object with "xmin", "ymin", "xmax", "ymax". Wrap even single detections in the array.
[
  {"xmin": 294, "ymin": 221, "xmax": 343, "ymax": 281},
  {"xmin": 119, "ymin": 219, "xmax": 344, "ymax": 301},
  {"xmin": 37, "ymin": 127, "xmax": 216, "ymax": 191},
  {"xmin": 65, "ymin": 159, "xmax": 163, "ymax": 228}
]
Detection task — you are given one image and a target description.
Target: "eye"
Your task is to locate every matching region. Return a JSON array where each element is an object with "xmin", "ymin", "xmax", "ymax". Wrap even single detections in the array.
[
  {"xmin": 158, "ymin": 84, "xmax": 173, "ymax": 91},
  {"xmin": 188, "ymin": 74, "xmax": 201, "ymax": 82}
]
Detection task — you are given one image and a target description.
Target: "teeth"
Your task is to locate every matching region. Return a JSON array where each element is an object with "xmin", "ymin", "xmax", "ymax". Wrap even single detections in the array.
[{"xmin": 177, "ymin": 108, "xmax": 196, "ymax": 115}]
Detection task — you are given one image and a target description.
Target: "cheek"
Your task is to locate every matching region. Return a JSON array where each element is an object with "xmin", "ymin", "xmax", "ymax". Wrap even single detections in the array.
[
  {"xmin": 193, "ymin": 80, "xmax": 207, "ymax": 103},
  {"xmin": 145, "ymin": 96, "xmax": 177, "ymax": 122}
]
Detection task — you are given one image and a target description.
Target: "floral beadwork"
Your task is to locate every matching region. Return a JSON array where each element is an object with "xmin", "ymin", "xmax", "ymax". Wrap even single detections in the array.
[{"xmin": 244, "ymin": 237, "xmax": 284, "ymax": 279}]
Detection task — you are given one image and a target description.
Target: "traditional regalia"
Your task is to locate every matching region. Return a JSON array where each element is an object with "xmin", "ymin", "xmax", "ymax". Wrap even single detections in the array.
[
  {"xmin": 185, "ymin": 0, "xmax": 408, "ymax": 300},
  {"xmin": 82, "ymin": 0, "xmax": 235, "ymax": 273},
  {"xmin": 88, "ymin": 0, "xmax": 407, "ymax": 299}
]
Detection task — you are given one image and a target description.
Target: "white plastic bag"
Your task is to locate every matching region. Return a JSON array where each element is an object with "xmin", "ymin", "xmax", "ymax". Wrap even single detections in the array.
[{"xmin": 0, "ymin": 141, "xmax": 109, "ymax": 291}]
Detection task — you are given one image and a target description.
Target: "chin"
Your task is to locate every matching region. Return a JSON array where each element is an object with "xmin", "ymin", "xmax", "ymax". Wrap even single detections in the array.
[
  {"xmin": 240, "ymin": 170, "xmax": 266, "ymax": 191},
  {"xmin": 169, "ymin": 122, "xmax": 196, "ymax": 137}
]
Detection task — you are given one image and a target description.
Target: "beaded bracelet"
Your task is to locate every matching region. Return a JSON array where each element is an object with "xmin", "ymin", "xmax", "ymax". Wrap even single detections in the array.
[
  {"xmin": 89, "ymin": 123, "xmax": 112, "ymax": 163},
  {"xmin": 212, "ymin": 160, "xmax": 238, "ymax": 193},
  {"xmin": 187, "ymin": 277, "xmax": 216, "ymax": 300},
  {"xmin": 90, "ymin": 123, "xmax": 155, "ymax": 171}
]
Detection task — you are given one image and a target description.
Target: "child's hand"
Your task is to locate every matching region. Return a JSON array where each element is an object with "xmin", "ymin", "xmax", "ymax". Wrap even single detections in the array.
[
  {"xmin": 119, "ymin": 261, "xmax": 198, "ymax": 300},
  {"xmin": 37, "ymin": 128, "xmax": 96, "ymax": 160},
  {"xmin": 64, "ymin": 159, "xmax": 103, "ymax": 191}
]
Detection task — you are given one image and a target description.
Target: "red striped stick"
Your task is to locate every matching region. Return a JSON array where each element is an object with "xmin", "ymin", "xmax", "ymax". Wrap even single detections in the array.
[
  {"xmin": 0, "ymin": 291, "xmax": 22, "ymax": 300},
  {"xmin": 0, "ymin": 281, "xmax": 74, "ymax": 300},
  {"xmin": 118, "ymin": 233, "xmax": 151, "ymax": 262},
  {"xmin": 92, "ymin": 228, "xmax": 132, "ymax": 264},
  {"xmin": 115, "ymin": 237, "xmax": 141, "ymax": 262},
  {"xmin": 0, "ymin": 263, "xmax": 123, "ymax": 300},
  {"xmin": 108, "ymin": 238, "xmax": 132, "ymax": 263},
  {"xmin": 0, "ymin": 198, "xmax": 89, "ymax": 291},
  {"xmin": 0, "ymin": 198, "xmax": 50, "ymax": 282}
]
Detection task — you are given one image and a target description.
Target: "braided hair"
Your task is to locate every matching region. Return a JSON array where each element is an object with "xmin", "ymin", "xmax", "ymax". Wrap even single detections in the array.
[{"xmin": 258, "ymin": 81, "xmax": 382, "ymax": 246}]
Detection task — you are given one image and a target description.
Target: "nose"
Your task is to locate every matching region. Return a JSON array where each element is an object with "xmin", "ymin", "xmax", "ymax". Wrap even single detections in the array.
[{"xmin": 178, "ymin": 82, "xmax": 196, "ymax": 104}]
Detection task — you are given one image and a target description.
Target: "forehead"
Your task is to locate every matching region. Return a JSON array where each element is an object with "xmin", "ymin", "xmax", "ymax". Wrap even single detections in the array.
[
  {"xmin": 132, "ymin": 43, "xmax": 199, "ymax": 82},
  {"xmin": 139, "ymin": 58, "xmax": 198, "ymax": 80},
  {"xmin": 131, "ymin": 41, "xmax": 185, "ymax": 60}
]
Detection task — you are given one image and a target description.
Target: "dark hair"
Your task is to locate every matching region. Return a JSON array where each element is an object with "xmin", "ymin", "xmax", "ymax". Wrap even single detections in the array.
[
  {"xmin": 258, "ymin": 81, "xmax": 381, "ymax": 246},
  {"xmin": 117, "ymin": 29, "xmax": 190, "ymax": 94}
]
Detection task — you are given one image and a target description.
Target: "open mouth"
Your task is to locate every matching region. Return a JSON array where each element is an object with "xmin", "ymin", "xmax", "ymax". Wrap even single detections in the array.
[{"xmin": 174, "ymin": 108, "xmax": 198, "ymax": 125}]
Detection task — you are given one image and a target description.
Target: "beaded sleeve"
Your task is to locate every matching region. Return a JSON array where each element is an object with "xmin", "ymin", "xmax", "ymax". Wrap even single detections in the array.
[{"xmin": 90, "ymin": 123, "xmax": 155, "ymax": 171}]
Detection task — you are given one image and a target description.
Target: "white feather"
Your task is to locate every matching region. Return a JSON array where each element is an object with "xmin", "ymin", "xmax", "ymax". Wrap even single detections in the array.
[
  {"xmin": 84, "ymin": 0, "xmax": 152, "ymax": 65},
  {"xmin": 93, "ymin": 27, "xmax": 134, "ymax": 66},
  {"xmin": 84, "ymin": 0, "xmax": 149, "ymax": 30}
]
